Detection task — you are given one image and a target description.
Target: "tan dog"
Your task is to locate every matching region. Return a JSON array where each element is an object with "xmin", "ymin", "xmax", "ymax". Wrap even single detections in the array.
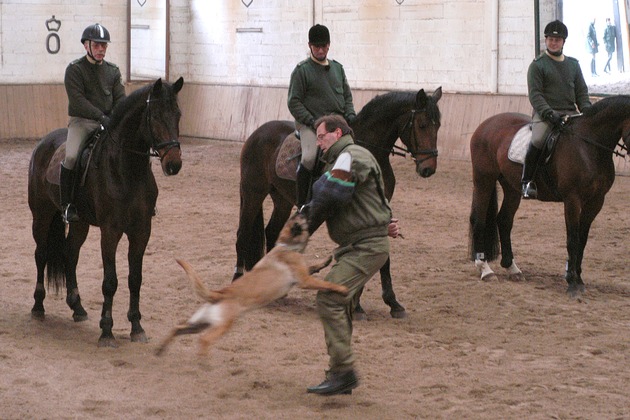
[{"xmin": 155, "ymin": 212, "xmax": 347, "ymax": 356}]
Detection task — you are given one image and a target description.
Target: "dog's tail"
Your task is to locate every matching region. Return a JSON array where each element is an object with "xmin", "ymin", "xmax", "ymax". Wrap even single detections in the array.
[{"xmin": 176, "ymin": 259, "xmax": 224, "ymax": 303}]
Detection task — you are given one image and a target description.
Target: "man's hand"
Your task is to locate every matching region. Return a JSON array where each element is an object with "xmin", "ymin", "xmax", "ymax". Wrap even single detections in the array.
[
  {"xmin": 99, "ymin": 115, "xmax": 111, "ymax": 127},
  {"xmin": 388, "ymin": 218, "xmax": 402, "ymax": 238},
  {"xmin": 545, "ymin": 110, "xmax": 566, "ymax": 127}
]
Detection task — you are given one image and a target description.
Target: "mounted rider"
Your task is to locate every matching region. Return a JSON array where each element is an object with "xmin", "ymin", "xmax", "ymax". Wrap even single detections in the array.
[
  {"xmin": 61, "ymin": 23, "xmax": 126, "ymax": 223},
  {"xmin": 288, "ymin": 24, "xmax": 357, "ymax": 208},
  {"xmin": 522, "ymin": 19, "xmax": 591, "ymax": 199}
]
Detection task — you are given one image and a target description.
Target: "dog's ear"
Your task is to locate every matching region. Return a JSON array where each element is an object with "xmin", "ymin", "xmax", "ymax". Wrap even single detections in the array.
[{"xmin": 290, "ymin": 222, "xmax": 303, "ymax": 237}]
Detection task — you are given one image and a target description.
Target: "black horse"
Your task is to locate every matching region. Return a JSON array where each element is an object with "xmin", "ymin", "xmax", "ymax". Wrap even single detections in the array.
[
  {"xmin": 235, "ymin": 88, "xmax": 442, "ymax": 318},
  {"xmin": 469, "ymin": 95, "xmax": 630, "ymax": 297},
  {"xmin": 28, "ymin": 77, "xmax": 184, "ymax": 346}
]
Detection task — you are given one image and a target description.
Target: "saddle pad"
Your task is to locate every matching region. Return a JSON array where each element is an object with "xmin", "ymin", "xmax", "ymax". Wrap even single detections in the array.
[
  {"xmin": 46, "ymin": 144, "xmax": 66, "ymax": 185},
  {"xmin": 507, "ymin": 124, "xmax": 532, "ymax": 164},
  {"xmin": 276, "ymin": 132, "xmax": 301, "ymax": 181}
]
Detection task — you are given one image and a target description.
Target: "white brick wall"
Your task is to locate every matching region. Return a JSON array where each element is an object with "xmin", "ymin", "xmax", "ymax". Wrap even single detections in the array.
[
  {"xmin": 0, "ymin": 1, "xmax": 127, "ymax": 83},
  {"xmin": 0, "ymin": 0, "xmax": 542, "ymax": 95}
]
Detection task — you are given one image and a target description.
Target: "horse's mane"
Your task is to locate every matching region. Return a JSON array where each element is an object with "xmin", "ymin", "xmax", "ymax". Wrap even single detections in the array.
[
  {"xmin": 108, "ymin": 83, "xmax": 153, "ymax": 128},
  {"xmin": 583, "ymin": 95, "xmax": 630, "ymax": 117},
  {"xmin": 357, "ymin": 90, "xmax": 441, "ymax": 123}
]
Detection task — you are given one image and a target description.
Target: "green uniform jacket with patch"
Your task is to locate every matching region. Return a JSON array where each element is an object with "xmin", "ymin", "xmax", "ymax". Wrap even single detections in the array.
[
  {"xmin": 527, "ymin": 52, "xmax": 591, "ymax": 117},
  {"xmin": 320, "ymin": 135, "xmax": 392, "ymax": 247},
  {"xmin": 65, "ymin": 56, "xmax": 126, "ymax": 121},
  {"xmin": 287, "ymin": 58, "xmax": 356, "ymax": 127}
]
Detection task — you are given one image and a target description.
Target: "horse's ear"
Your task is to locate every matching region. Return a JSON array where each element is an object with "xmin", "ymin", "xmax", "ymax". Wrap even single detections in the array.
[
  {"xmin": 173, "ymin": 77, "xmax": 184, "ymax": 94},
  {"xmin": 152, "ymin": 78, "xmax": 163, "ymax": 95},
  {"xmin": 415, "ymin": 89, "xmax": 428, "ymax": 109},
  {"xmin": 432, "ymin": 86, "xmax": 443, "ymax": 103}
]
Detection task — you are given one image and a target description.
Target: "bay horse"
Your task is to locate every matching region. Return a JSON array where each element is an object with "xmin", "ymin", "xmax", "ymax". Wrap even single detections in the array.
[
  {"xmin": 235, "ymin": 87, "xmax": 442, "ymax": 318},
  {"xmin": 468, "ymin": 95, "xmax": 629, "ymax": 297},
  {"xmin": 28, "ymin": 77, "xmax": 184, "ymax": 346}
]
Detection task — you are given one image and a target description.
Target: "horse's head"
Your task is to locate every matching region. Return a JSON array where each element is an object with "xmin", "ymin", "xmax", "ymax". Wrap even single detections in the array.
[
  {"xmin": 143, "ymin": 77, "xmax": 184, "ymax": 176},
  {"xmin": 400, "ymin": 87, "xmax": 442, "ymax": 178}
]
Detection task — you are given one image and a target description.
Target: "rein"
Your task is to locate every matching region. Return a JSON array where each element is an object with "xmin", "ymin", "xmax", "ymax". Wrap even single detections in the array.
[{"xmin": 564, "ymin": 113, "xmax": 627, "ymax": 158}]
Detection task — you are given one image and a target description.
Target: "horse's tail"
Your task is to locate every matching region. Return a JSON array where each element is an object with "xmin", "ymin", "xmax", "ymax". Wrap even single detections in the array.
[
  {"xmin": 468, "ymin": 185, "xmax": 500, "ymax": 262},
  {"xmin": 46, "ymin": 214, "xmax": 66, "ymax": 292}
]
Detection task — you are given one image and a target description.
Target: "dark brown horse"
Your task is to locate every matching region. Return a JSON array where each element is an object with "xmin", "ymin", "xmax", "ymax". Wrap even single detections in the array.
[
  {"xmin": 235, "ymin": 87, "xmax": 442, "ymax": 318},
  {"xmin": 469, "ymin": 95, "xmax": 629, "ymax": 297},
  {"xmin": 28, "ymin": 77, "xmax": 184, "ymax": 346}
]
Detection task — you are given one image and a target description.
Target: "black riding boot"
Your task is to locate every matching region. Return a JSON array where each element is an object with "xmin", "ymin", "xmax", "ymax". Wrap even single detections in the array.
[
  {"xmin": 60, "ymin": 165, "xmax": 79, "ymax": 223},
  {"xmin": 521, "ymin": 144, "xmax": 542, "ymax": 199},
  {"xmin": 296, "ymin": 163, "xmax": 313, "ymax": 208}
]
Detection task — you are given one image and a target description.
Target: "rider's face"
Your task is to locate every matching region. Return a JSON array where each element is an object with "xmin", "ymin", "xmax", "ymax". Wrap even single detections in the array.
[
  {"xmin": 85, "ymin": 40, "xmax": 108, "ymax": 62},
  {"xmin": 309, "ymin": 43, "xmax": 330, "ymax": 62},
  {"xmin": 545, "ymin": 36, "xmax": 565, "ymax": 54}
]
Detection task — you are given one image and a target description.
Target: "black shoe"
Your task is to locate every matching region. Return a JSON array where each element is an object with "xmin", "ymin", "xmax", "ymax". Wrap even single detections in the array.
[
  {"xmin": 522, "ymin": 181, "xmax": 537, "ymax": 200},
  {"xmin": 62, "ymin": 203, "xmax": 80, "ymax": 223},
  {"xmin": 307, "ymin": 370, "xmax": 358, "ymax": 396}
]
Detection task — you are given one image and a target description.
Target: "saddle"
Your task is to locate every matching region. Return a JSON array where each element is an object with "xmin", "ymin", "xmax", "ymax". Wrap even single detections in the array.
[
  {"xmin": 507, "ymin": 124, "xmax": 560, "ymax": 165},
  {"xmin": 275, "ymin": 131, "xmax": 302, "ymax": 181},
  {"xmin": 46, "ymin": 128, "xmax": 105, "ymax": 186}
]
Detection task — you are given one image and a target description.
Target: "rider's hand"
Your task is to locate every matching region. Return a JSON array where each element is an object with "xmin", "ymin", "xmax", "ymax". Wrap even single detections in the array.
[{"xmin": 545, "ymin": 110, "xmax": 565, "ymax": 127}]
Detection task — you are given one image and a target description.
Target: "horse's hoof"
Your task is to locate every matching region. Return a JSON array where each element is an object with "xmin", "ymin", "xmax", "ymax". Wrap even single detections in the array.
[
  {"xmin": 97, "ymin": 336, "xmax": 119, "ymax": 348},
  {"xmin": 72, "ymin": 309, "xmax": 88, "ymax": 322},
  {"xmin": 73, "ymin": 313, "xmax": 88, "ymax": 322},
  {"xmin": 567, "ymin": 284, "xmax": 586, "ymax": 299},
  {"xmin": 481, "ymin": 272, "xmax": 498, "ymax": 282},
  {"xmin": 353, "ymin": 312, "xmax": 368, "ymax": 321},
  {"xmin": 31, "ymin": 310, "xmax": 45, "ymax": 321},
  {"xmin": 390, "ymin": 309, "xmax": 407, "ymax": 319},
  {"xmin": 508, "ymin": 272, "xmax": 525, "ymax": 282},
  {"xmin": 131, "ymin": 331, "xmax": 149, "ymax": 343}
]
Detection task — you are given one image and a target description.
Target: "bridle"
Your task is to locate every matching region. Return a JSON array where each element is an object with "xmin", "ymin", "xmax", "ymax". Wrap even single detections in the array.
[
  {"xmin": 356, "ymin": 108, "xmax": 439, "ymax": 162},
  {"xmin": 398, "ymin": 108, "xmax": 439, "ymax": 164},
  {"xmin": 143, "ymin": 92, "xmax": 181, "ymax": 160}
]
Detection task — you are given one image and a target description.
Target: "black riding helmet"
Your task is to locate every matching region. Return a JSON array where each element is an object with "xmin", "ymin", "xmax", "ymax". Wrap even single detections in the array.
[
  {"xmin": 81, "ymin": 23, "xmax": 111, "ymax": 44},
  {"xmin": 308, "ymin": 24, "xmax": 330, "ymax": 45},
  {"xmin": 544, "ymin": 20, "xmax": 568, "ymax": 39}
]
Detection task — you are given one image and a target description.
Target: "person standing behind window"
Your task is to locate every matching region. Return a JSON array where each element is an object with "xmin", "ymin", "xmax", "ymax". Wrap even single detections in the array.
[
  {"xmin": 603, "ymin": 18, "xmax": 616, "ymax": 74},
  {"xmin": 586, "ymin": 18, "xmax": 599, "ymax": 77}
]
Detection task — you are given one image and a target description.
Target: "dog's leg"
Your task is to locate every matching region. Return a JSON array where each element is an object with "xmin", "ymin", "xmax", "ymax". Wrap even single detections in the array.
[
  {"xmin": 298, "ymin": 275, "xmax": 349, "ymax": 295},
  {"xmin": 197, "ymin": 319, "xmax": 235, "ymax": 356},
  {"xmin": 155, "ymin": 322, "xmax": 210, "ymax": 356},
  {"xmin": 308, "ymin": 255, "xmax": 333, "ymax": 274}
]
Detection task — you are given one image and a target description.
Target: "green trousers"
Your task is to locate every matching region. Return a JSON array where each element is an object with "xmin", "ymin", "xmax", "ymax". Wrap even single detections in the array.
[{"xmin": 316, "ymin": 235, "xmax": 390, "ymax": 373}]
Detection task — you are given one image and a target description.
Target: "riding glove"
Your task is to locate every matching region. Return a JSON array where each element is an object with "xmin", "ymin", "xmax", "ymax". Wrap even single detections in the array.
[{"xmin": 544, "ymin": 110, "xmax": 565, "ymax": 127}]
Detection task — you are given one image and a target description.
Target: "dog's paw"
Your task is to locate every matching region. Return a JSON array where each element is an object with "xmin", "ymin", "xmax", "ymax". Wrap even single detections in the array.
[
  {"xmin": 308, "ymin": 255, "xmax": 334, "ymax": 274},
  {"xmin": 337, "ymin": 285, "xmax": 349, "ymax": 295}
]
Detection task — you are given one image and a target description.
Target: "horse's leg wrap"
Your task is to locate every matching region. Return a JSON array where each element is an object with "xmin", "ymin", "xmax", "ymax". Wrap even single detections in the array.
[{"xmin": 475, "ymin": 259, "xmax": 495, "ymax": 281}]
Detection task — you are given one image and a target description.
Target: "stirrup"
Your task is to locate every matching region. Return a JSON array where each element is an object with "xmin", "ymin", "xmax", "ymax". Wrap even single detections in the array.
[
  {"xmin": 522, "ymin": 181, "xmax": 537, "ymax": 199},
  {"xmin": 62, "ymin": 204, "xmax": 80, "ymax": 224}
]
